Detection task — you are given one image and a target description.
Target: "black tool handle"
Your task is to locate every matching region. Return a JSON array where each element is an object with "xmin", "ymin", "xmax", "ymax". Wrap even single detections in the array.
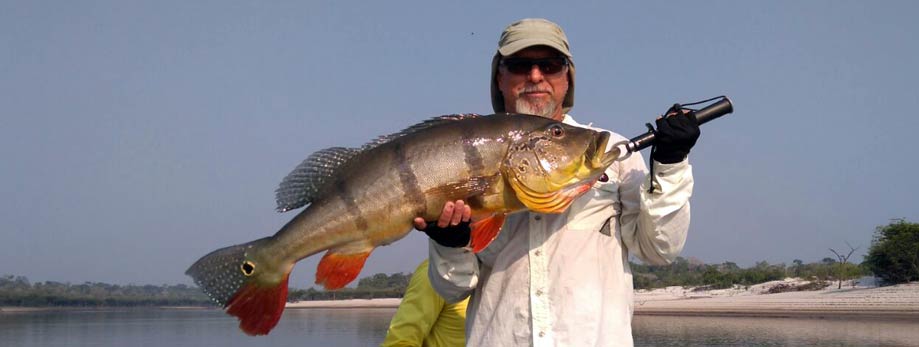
[
  {"xmin": 694, "ymin": 97, "xmax": 734, "ymax": 125},
  {"xmin": 625, "ymin": 96, "xmax": 734, "ymax": 153}
]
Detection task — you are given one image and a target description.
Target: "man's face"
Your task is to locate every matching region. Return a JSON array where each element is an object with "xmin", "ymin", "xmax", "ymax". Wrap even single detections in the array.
[{"xmin": 496, "ymin": 46, "xmax": 570, "ymax": 121}]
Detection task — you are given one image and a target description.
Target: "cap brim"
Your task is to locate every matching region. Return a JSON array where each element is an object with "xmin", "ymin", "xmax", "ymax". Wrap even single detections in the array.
[{"xmin": 498, "ymin": 38, "xmax": 571, "ymax": 57}]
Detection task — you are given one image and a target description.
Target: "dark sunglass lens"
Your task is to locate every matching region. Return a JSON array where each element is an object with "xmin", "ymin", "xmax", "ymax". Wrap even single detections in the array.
[
  {"xmin": 503, "ymin": 60, "xmax": 532, "ymax": 74},
  {"xmin": 502, "ymin": 58, "xmax": 568, "ymax": 75},
  {"xmin": 537, "ymin": 59, "xmax": 566, "ymax": 74}
]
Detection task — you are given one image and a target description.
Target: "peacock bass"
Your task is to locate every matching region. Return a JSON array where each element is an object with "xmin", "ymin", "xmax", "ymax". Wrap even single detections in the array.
[{"xmin": 185, "ymin": 113, "xmax": 617, "ymax": 335}]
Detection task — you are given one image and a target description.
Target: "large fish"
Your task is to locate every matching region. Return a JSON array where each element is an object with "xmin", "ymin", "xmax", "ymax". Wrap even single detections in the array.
[{"xmin": 186, "ymin": 113, "xmax": 616, "ymax": 335}]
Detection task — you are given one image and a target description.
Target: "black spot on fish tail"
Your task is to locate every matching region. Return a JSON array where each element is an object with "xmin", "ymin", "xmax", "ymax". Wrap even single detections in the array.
[
  {"xmin": 185, "ymin": 240, "xmax": 265, "ymax": 306},
  {"xmin": 393, "ymin": 142, "xmax": 427, "ymax": 215},
  {"xmin": 461, "ymin": 124, "xmax": 486, "ymax": 176},
  {"xmin": 336, "ymin": 179, "xmax": 369, "ymax": 230}
]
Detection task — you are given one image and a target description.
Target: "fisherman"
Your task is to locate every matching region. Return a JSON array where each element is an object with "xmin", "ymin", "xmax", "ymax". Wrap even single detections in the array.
[
  {"xmin": 414, "ymin": 18, "xmax": 700, "ymax": 346},
  {"xmin": 381, "ymin": 259, "xmax": 468, "ymax": 347}
]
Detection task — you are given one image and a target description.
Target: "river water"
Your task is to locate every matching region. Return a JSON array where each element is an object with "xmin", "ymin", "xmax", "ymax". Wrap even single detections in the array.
[{"xmin": 2, "ymin": 308, "xmax": 917, "ymax": 346}]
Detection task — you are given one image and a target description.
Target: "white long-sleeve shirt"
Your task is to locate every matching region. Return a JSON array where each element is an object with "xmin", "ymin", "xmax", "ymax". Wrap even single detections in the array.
[{"xmin": 428, "ymin": 114, "xmax": 693, "ymax": 347}]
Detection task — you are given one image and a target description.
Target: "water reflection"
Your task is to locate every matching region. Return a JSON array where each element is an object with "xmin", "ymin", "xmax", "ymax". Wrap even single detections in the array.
[
  {"xmin": 633, "ymin": 315, "xmax": 919, "ymax": 347},
  {"xmin": 282, "ymin": 308, "xmax": 395, "ymax": 343},
  {"xmin": 4, "ymin": 309, "xmax": 918, "ymax": 347},
  {"xmin": 0, "ymin": 308, "xmax": 397, "ymax": 347}
]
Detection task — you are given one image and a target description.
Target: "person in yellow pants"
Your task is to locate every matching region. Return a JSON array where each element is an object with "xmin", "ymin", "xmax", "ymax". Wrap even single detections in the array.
[{"xmin": 381, "ymin": 259, "xmax": 468, "ymax": 347}]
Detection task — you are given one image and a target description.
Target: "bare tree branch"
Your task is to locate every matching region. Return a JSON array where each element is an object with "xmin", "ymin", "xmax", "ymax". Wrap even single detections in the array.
[{"xmin": 829, "ymin": 243, "xmax": 860, "ymax": 289}]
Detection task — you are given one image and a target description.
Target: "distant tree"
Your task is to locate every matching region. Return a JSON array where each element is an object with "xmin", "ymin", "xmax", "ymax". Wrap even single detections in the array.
[
  {"xmin": 356, "ymin": 272, "xmax": 410, "ymax": 291},
  {"xmin": 720, "ymin": 262, "xmax": 740, "ymax": 272},
  {"xmin": 687, "ymin": 257, "xmax": 705, "ymax": 271},
  {"xmin": 701, "ymin": 266, "xmax": 734, "ymax": 289},
  {"xmin": 791, "ymin": 259, "xmax": 804, "ymax": 277},
  {"xmin": 829, "ymin": 242, "xmax": 860, "ymax": 289},
  {"xmin": 864, "ymin": 219, "xmax": 919, "ymax": 284},
  {"xmin": 632, "ymin": 273, "xmax": 654, "ymax": 289}
]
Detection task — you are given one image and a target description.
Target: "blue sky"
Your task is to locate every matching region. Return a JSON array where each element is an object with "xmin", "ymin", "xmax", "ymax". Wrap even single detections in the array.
[{"xmin": 2, "ymin": 1, "xmax": 917, "ymax": 287}]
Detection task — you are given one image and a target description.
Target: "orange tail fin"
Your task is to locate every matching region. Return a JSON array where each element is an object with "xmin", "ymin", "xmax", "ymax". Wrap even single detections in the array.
[
  {"xmin": 226, "ymin": 273, "xmax": 290, "ymax": 336},
  {"xmin": 470, "ymin": 214, "xmax": 505, "ymax": 253},
  {"xmin": 315, "ymin": 249, "xmax": 372, "ymax": 290}
]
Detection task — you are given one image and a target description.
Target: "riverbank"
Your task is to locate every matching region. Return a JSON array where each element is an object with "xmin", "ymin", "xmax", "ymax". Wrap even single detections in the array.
[
  {"xmin": 633, "ymin": 279, "xmax": 919, "ymax": 320},
  {"xmin": 0, "ymin": 306, "xmax": 218, "ymax": 313},
  {"xmin": 284, "ymin": 279, "xmax": 919, "ymax": 320},
  {"xmin": 7, "ymin": 279, "xmax": 917, "ymax": 320},
  {"xmin": 286, "ymin": 298, "xmax": 401, "ymax": 309}
]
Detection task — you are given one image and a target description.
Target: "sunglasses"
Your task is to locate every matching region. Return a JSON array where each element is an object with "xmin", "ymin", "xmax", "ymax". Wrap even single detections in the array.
[{"xmin": 500, "ymin": 57, "xmax": 569, "ymax": 75}]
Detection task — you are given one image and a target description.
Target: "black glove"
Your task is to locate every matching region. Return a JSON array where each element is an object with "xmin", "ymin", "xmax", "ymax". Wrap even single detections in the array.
[
  {"xmin": 652, "ymin": 104, "xmax": 700, "ymax": 164},
  {"xmin": 420, "ymin": 221, "xmax": 471, "ymax": 248}
]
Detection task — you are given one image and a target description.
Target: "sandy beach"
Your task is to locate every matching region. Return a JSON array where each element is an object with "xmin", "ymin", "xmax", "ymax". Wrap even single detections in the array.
[
  {"xmin": 633, "ymin": 279, "xmax": 919, "ymax": 320},
  {"xmin": 286, "ymin": 279, "xmax": 919, "ymax": 320}
]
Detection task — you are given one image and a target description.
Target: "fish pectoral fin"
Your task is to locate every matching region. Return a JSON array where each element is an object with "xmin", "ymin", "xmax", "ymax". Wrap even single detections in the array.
[
  {"xmin": 315, "ymin": 245, "xmax": 374, "ymax": 290},
  {"xmin": 469, "ymin": 214, "xmax": 506, "ymax": 253},
  {"xmin": 424, "ymin": 175, "xmax": 501, "ymax": 200}
]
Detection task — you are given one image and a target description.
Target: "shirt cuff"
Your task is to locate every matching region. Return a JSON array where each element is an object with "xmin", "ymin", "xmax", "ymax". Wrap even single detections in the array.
[
  {"xmin": 642, "ymin": 159, "xmax": 693, "ymax": 214},
  {"xmin": 428, "ymin": 239, "xmax": 478, "ymax": 298}
]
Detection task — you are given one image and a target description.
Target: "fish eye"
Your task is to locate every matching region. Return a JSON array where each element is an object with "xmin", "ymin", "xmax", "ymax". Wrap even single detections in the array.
[
  {"xmin": 240, "ymin": 261, "xmax": 256, "ymax": 276},
  {"xmin": 549, "ymin": 125, "xmax": 564, "ymax": 138}
]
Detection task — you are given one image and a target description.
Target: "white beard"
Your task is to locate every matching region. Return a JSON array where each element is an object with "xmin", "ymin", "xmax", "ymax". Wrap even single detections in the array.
[{"xmin": 514, "ymin": 97, "xmax": 558, "ymax": 118}]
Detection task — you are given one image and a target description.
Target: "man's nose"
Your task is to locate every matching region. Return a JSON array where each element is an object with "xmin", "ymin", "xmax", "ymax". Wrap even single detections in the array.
[{"xmin": 527, "ymin": 65, "xmax": 544, "ymax": 82}]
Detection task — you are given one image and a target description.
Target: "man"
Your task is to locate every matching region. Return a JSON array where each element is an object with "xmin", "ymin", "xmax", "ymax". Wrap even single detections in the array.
[
  {"xmin": 414, "ymin": 18, "xmax": 699, "ymax": 346},
  {"xmin": 381, "ymin": 259, "xmax": 468, "ymax": 347}
]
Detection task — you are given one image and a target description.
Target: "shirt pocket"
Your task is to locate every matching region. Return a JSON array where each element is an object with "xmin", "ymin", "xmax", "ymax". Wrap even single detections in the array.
[{"xmin": 565, "ymin": 179, "xmax": 620, "ymax": 232}]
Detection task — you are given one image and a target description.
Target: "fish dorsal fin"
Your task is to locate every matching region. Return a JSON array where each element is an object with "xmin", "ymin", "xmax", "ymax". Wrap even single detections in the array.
[
  {"xmin": 275, "ymin": 147, "xmax": 360, "ymax": 212},
  {"xmin": 275, "ymin": 114, "xmax": 481, "ymax": 212},
  {"xmin": 361, "ymin": 113, "xmax": 481, "ymax": 150}
]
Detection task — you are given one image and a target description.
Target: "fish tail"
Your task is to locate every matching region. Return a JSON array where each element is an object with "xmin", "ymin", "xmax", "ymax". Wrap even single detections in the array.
[
  {"xmin": 185, "ymin": 237, "xmax": 291, "ymax": 336},
  {"xmin": 225, "ymin": 274, "xmax": 289, "ymax": 336}
]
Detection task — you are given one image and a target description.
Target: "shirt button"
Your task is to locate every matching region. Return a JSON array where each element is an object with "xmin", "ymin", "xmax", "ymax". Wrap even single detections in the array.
[
  {"xmin": 539, "ymin": 331, "xmax": 545, "ymax": 337},
  {"xmin": 536, "ymin": 289, "xmax": 543, "ymax": 296},
  {"xmin": 534, "ymin": 215, "xmax": 542, "ymax": 221},
  {"xmin": 534, "ymin": 250, "xmax": 542, "ymax": 256}
]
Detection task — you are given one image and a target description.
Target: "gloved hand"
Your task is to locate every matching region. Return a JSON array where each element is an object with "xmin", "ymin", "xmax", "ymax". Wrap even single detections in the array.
[
  {"xmin": 414, "ymin": 200, "xmax": 472, "ymax": 248},
  {"xmin": 420, "ymin": 221, "xmax": 471, "ymax": 248},
  {"xmin": 653, "ymin": 104, "xmax": 700, "ymax": 164}
]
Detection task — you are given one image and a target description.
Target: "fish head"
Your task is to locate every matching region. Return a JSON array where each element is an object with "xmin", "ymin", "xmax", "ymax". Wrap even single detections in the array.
[{"xmin": 503, "ymin": 121, "xmax": 616, "ymax": 213}]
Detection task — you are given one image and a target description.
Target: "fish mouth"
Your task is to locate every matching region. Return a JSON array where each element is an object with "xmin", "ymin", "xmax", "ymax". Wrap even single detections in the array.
[{"xmin": 589, "ymin": 131, "xmax": 615, "ymax": 169}]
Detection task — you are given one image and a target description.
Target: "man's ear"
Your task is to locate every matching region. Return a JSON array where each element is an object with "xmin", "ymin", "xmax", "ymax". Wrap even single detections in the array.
[{"xmin": 495, "ymin": 71, "xmax": 507, "ymax": 95}]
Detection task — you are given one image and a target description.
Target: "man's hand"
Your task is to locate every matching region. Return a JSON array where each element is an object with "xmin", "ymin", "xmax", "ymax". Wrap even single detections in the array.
[
  {"xmin": 653, "ymin": 106, "xmax": 700, "ymax": 164},
  {"xmin": 414, "ymin": 200, "xmax": 473, "ymax": 248}
]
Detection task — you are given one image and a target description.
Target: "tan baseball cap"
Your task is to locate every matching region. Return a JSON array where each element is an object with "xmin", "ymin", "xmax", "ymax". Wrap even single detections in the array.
[
  {"xmin": 497, "ymin": 18, "xmax": 572, "ymax": 58},
  {"xmin": 491, "ymin": 18, "xmax": 575, "ymax": 113}
]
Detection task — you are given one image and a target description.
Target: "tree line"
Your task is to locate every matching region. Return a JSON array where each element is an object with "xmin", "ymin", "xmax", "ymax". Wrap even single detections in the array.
[
  {"xmin": 0, "ymin": 271, "xmax": 415, "ymax": 307},
  {"xmin": 630, "ymin": 257, "xmax": 864, "ymax": 291},
  {"xmin": 0, "ymin": 277, "xmax": 213, "ymax": 307},
  {"xmin": 3, "ymin": 220, "xmax": 915, "ymax": 307},
  {"xmin": 287, "ymin": 272, "xmax": 413, "ymax": 302},
  {"xmin": 0, "ymin": 258, "xmax": 858, "ymax": 308},
  {"xmin": 632, "ymin": 220, "xmax": 918, "ymax": 290}
]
